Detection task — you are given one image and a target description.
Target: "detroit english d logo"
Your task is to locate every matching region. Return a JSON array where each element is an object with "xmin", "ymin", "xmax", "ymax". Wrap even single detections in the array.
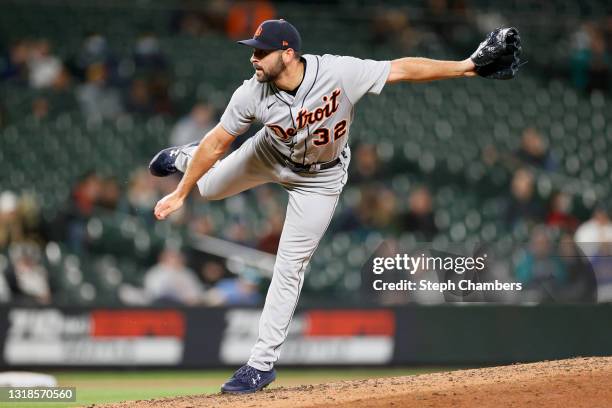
[{"xmin": 254, "ymin": 25, "xmax": 263, "ymax": 38}]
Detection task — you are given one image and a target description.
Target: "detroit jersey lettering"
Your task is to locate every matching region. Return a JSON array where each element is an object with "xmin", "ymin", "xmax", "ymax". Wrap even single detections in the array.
[{"xmin": 220, "ymin": 54, "xmax": 391, "ymax": 164}]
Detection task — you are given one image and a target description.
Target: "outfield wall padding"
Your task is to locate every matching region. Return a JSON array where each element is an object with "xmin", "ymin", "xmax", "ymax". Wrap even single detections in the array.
[{"xmin": 0, "ymin": 305, "xmax": 610, "ymax": 367}]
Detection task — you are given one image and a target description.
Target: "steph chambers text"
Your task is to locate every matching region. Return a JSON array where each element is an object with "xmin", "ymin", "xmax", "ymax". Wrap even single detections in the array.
[{"xmin": 373, "ymin": 279, "xmax": 522, "ymax": 292}]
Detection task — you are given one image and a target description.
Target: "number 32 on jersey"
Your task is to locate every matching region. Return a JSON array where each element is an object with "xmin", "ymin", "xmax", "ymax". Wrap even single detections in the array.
[{"xmin": 312, "ymin": 120, "xmax": 347, "ymax": 146}]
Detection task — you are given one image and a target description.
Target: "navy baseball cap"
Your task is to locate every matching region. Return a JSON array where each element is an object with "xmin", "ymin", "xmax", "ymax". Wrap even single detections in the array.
[{"xmin": 238, "ymin": 19, "xmax": 302, "ymax": 52}]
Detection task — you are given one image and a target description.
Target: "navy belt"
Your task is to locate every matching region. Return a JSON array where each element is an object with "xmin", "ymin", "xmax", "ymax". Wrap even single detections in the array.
[{"xmin": 285, "ymin": 150, "xmax": 347, "ymax": 173}]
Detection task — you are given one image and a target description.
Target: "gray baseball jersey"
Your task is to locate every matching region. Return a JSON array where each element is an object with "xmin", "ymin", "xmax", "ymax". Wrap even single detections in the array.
[
  {"xmin": 177, "ymin": 54, "xmax": 390, "ymax": 371},
  {"xmin": 220, "ymin": 54, "xmax": 390, "ymax": 164}
]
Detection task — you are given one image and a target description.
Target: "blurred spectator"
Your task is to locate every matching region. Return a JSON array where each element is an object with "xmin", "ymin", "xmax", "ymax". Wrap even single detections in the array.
[
  {"xmin": 223, "ymin": 219, "xmax": 252, "ymax": 245},
  {"xmin": 31, "ymin": 97, "xmax": 50, "ymax": 121},
  {"xmin": 372, "ymin": 188, "xmax": 398, "ymax": 229},
  {"xmin": 0, "ymin": 191, "xmax": 24, "ymax": 248},
  {"xmin": 172, "ymin": 1, "xmax": 228, "ymax": 36},
  {"xmin": 6, "ymin": 242, "xmax": 51, "ymax": 305},
  {"xmin": 96, "ymin": 177, "xmax": 121, "ymax": 212},
  {"xmin": 257, "ymin": 213, "xmax": 283, "ymax": 254},
  {"xmin": 253, "ymin": 185, "xmax": 284, "ymax": 217},
  {"xmin": 370, "ymin": 8, "xmax": 419, "ymax": 51},
  {"xmin": 225, "ymin": 0, "xmax": 276, "ymax": 39},
  {"xmin": 76, "ymin": 63, "xmax": 124, "ymax": 120},
  {"xmin": 130, "ymin": 32, "xmax": 174, "ymax": 115},
  {"xmin": 133, "ymin": 33, "xmax": 167, "ymax": 75},
  {"xmin": 149, "ymin": 75, "xmax": 174, "ymax": 115},
  {"xmin": 200, "ymin": 261, "xmax": 261, "ymax": 306},
  {"xmin": 0, "ymin": 191, "xmax": 40, "ymax": 249},
  {"xmin": 481, "ymin": 144, "xmax": 499, "ymax": 167},
  {"xmin": 1, "ymin": 39, "xmax": 30, "ymax": 83},
  {"xmin": 515, "ymin": 226, "xmax": 567, "ymax": 302},
  {"xmin": 27, "ymin": 39, "xmax": 63, "ymax": 89},
  {"xmin": 64, "ymin": 172, "xmax": 103, "ymax": 252},
  {"xmin": 571, "ymin": 23, "xmax": 594, "ymax": 90},
  {"xmin": 189, "ymin": 214, "xmax": 216, "ymax": 237},
  {"xmin": 212, "ymin": 273, "xmax": 261, "ymax": 305},
  {"xmin": 587, "ymin": 30, "xmax": 611, "ymax": 92},
  {"xmin": 425, "ymin": 0, "xmax": 474, "ymax": 48},
  {"xmin": 144, "ymin": 248, "xmax": 204, "ymax": 305},
  {"xmin": 170, "ymin": 103, "xmax": 215, "ymax": 146},
  {"xmin": 333, "ymin": 186, "xmax": 379, "ymax": 234},
  {"xmin": 571, "ymin": 23, "xmax": 611, "ymax": 92},
  {"xmin": 505, "ymin": 168, "xmax": 544, "ymax": 227},
  {"xmin": 514, "ymin": 127, "xmax": 556, "ymax": 171},
  {"xmin": 173, "ymin": 9, "xmax": 206, "ymax": 36},
  {"xmin": 126, "ymin": 168, "xmax": 160, "ymax": 220},
  {"xmin": 19, "ymin": 192, "xmax": 42, "ymax": 241},
  {"xmin": 546, "ymin": 191, "xmax": 578, "ymax": 232},
  {"xmin": 51, "ymin": 66, "xmax": 72, "ymax": 92},
  {"xmin": 349, "ymin": 143, "xmax": 383, "ymax": 185},
  {"xmin": 71, "ymin": 172, "xmax": 103, "ymax": 218},
  {"xmin": 125, "ymin": 79, "xmax": 155, "ymax": 115},
  {"xmin": 398, "ymin": 186, "xmax": 438, "ymax": 240},
  {"xmin": 574, "ymin": 204, "xmax": 612, "ymax": 258},
  {"xmin": 68, "ymin": 33, "xmax": 119, "ymax": 84},
  {"xmin": 199, "ymin": 259, "xmax": 226, "ymax": 287},
  {"xmin": 44, "ymin": 66, "xmax": 77, "ymax": 115}
]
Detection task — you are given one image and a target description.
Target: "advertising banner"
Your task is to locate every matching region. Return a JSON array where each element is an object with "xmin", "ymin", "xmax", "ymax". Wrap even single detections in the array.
[
  {"xmin": 220, "ymin": 309, "xmax": 395, "ymax": 365},
  {"xmin": 3, "ymin": 308, "xmax": 185, "ymax": 366},
  {"xmin": 1, "ymin": 305, "xmax": 612, "ymax": 368}
]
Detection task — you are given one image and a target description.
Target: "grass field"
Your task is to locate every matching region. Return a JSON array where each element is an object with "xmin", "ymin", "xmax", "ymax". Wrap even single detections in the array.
[{"xmin": 13, "ymin": 368, "xmax": 451, "ymax": 408}]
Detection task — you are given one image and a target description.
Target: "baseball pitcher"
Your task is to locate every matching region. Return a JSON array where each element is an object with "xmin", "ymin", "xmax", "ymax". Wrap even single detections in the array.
[{"xmin": 149, "ymin": 19, "xmax": 522, "ymax": 393}]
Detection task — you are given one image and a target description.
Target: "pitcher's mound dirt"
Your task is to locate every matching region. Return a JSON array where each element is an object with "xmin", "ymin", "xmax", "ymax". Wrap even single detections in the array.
[{"xmin": 100, "ymin": 357, "xmax": 612, "ymax": 408}]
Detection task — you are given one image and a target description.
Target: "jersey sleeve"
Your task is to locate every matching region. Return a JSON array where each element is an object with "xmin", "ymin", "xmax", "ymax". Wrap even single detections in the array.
[
  {"xmin": 219, "ymin": 81, "xmax": 256, "ymax": 136},
  {"xmin": 337, "ymin": 56, "xmax": 391, "ymax": 105}
]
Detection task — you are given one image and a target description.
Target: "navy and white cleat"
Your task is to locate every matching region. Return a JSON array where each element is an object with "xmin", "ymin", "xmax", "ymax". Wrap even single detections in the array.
[
  {"xmin": 220, "ymin": 365, "xmax": 276, "ymax": 394},
  {"xmin": 148, "ymin": 142, "xmax": 197, "ymax": 177}
]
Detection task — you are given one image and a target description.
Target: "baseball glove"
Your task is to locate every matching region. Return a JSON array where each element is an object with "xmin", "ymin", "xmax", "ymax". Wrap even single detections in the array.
[{"xmin": 470, "ymin": 27, "xmax": 523, "ymax": 80}]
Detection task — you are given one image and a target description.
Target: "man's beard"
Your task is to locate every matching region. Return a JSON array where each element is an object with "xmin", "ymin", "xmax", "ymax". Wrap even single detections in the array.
[{"xmin": 256, "ymin": 55, "xmax": 286, "ymax": 83}]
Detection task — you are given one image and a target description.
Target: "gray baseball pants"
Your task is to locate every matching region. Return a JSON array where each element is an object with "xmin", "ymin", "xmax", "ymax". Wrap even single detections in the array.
[{"xmin": 176, "ymin": 131, "xmax": 350, "ymax": 371}]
